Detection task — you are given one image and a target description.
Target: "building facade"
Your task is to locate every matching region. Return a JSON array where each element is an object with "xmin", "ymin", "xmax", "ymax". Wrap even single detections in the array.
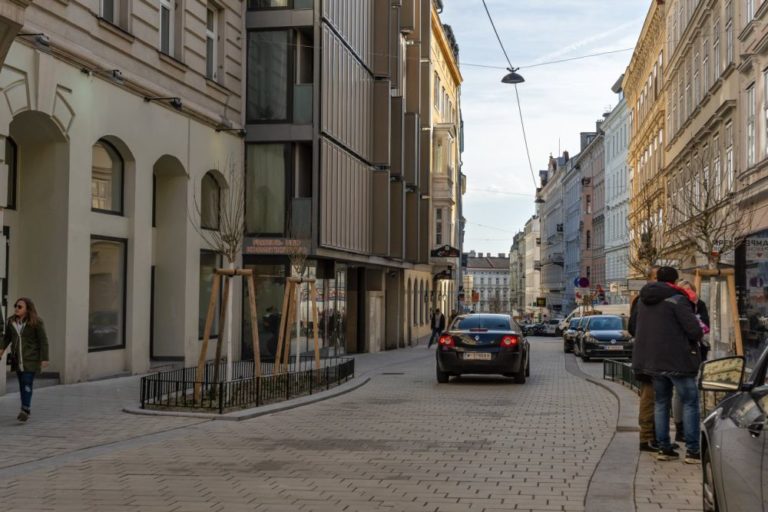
[
  {"xmin": 509, "ymin": 231, "xmax": 525, "ymax": 316},
  {"xmin": 625, "ymin": 0, "xmax": 667, "ymax": 278},
  {"xmin": 538, "ymin": 154, "xmax": 567, "ymax": 317},
  {"xmin": 523, "ymin": 215, "xmax": 543, "ymax": 320},
  {"xmin": 578, "ymin": 129, "xmax": 603, "ymax": 301},
  {"xmin": 592, "ymin": 126, "xmax": 607, "ymax": 304},
  {"xmin": 603, "ymin": 77, "xmax": 630, "ymax": 304},
  {"xmin": 0, "ymin": 0, "xmax": 245, "ymax": 392},
  {"xmin": 562, "ymin": 154, "xmax": 581, "ymax": 312},
  {"xmin": 465, "ymin": 252, "xmax": 509, "ymax": 313}
]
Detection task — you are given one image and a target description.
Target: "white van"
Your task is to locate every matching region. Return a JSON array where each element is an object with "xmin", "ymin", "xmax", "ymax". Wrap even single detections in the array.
[{"xmin": 558, "ymin": 304, "xmax": 630, "ymax": 335}]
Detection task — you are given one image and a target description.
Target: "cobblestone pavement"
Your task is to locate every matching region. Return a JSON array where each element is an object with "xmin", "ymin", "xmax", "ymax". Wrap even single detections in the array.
[
  {"xmin": 577, "ymin": 359, "xmax": 702, "ymax": 512},
  {"xmin": 0, "ymin": 339, "xmax": 618, "ymax": 511}
]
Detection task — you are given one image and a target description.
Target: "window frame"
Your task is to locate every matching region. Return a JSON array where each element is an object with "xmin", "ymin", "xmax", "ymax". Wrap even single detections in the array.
[
  {"xmin": 5, "ymin": 137, "xmax": 17, "ymax": 210},
  {"xmin": 88, "ymin": 235, "xmax": 128, "ymax": 353},
  {"xmin": 159, "ymin": 0, "xmax": 174, "ymax": 56},
  {"xmin": 201, "ymin": 172, "xmax": 221, "ymax": 230},
  {"xmin": 748, "ymin": 83, "xmax": 756, "ymax": 167},
  {"xmin": 246, "ymin": 29, "xmax": 295, "ymax": 124},
  {"xmin": 91, "ymin": 139, "xmax": 125, "ymax": 216},
  {"xmin": 205, "ymin": 5, "xmax": 218, "ymax": 81},
  {"xmin": 245, "ymin": 142, "xmax": 292, "ymax": 237},
  {"xmin": 247, "ymin": 0, "xmax": 292, "ymax": 10}
]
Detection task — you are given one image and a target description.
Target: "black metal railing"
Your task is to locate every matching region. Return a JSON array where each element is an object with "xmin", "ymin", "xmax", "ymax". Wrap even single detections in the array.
[
  {"xmin": 140, "ymin": 356, "xmax": 354, "ymax": 414},
  {"xmin": 603, "ymin": 358, "xmax": 732, "ymax": 416}
]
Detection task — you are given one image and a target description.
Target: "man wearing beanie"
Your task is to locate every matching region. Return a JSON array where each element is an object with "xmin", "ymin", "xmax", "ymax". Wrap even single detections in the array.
[{"xmin": 631, "ymin": 266, "xmax": 703, "ymax": 463}]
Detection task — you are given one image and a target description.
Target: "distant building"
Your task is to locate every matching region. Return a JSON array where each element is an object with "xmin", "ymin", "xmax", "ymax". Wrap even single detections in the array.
[
  {"xmin": 538, "ymin": 154, "xmax": 568, "ymax": 317},
  {"xmin": 465, "ymin": 253, "xmax": 510, "ymax": 313},
  {"xmin": 509, "ymin": 232, "xmax": 526, "ymax": 316},
  {"xmin": 523, "ymin": 216, "xmax": 543, "ymax": 321},
  {"xmin": 563, "ymin": 155, "xmax": 582, "ymax": 312}
]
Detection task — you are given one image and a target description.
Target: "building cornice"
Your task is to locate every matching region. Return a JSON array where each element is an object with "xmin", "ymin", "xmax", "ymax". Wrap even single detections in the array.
[{"xmin": 431, "ymin": 7, "xmax": 463, "ymax": 85}]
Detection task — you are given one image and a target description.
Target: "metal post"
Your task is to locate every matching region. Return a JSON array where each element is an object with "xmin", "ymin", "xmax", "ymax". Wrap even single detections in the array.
[{"xmin": 219, "ymin": 382, "xmax": 224, "ymax": 414}]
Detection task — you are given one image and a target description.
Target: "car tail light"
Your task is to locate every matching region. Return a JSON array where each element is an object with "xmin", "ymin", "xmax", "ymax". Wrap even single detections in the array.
[
  {"xmin": 438, "ymin": 335, "xmax": 455, "ymax": 347},
  {"xmin": 501, "ymin": 335, "xmax": 519, "ymax": 348}
]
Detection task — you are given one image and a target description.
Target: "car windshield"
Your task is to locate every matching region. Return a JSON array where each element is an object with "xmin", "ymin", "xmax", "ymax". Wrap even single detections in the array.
[
  {"xmin": 569, "ymin": 319, "xmax": 580, "ymax": 328},
  {"xmin": 453, "ymin": 315, "xmax": 512, "ymax": 331},
  {"xmin": 588, "ymin": 317, "xmax": 623, "ymax": 331}
]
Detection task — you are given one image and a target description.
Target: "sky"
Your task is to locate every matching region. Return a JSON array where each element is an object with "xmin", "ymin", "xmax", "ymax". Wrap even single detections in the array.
[{"xmin": 440, "ymin": 0, "xmax": 650, "ymax": 256}]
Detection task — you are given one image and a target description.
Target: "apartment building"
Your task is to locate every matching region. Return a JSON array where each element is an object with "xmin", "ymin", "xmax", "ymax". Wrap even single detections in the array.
[
  {"xmin": 604, "ymin": 77, "xmax": 630, "ymax": 304},
  {"xmin": 523, "ymin": 215, "xmax": 543, "ymax": 320},
  {"xmin": 562, "ymin": 155, "xmax": 581, "ymax": 312},
  {"xmin": 538, "ymin": 154, "xmax": 567, "ymax": 316},
  {"xmin": 464, "ymin": 252, "xmax": 509, "ymax": 313},
  {"xmin": 509, "ymin": 231, "xmax": 525, "ymax": 315},
  {"xmin": 625, "ymin": 0, "xmax": 667, "ymax": 277},
  {"xmin": 0, "ymin": 0, "xmax": 244, "ymax": 389},
  {"xmin": 429, "ymin": 14, "xmax": 464, "ymax": 317},
  {"xmin": 579, "ymin": 128, "xmax": 603, "ymax": 299}
]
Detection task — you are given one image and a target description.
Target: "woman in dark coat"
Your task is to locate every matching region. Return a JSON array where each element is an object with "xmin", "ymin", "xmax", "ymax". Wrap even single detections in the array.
[{"xmin": 0, "ymin": 298, "xmax": 49, "ymax": 422}]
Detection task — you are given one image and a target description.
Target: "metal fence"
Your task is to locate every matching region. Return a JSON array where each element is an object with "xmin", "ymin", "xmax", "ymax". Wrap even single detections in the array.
[
  {"xmin": 602, "ymin": 358, "xmax": 731, "ymax": 416},
  {"xmin": 140, "ymin": 356, "xmax": 355, "ymax": 414}
]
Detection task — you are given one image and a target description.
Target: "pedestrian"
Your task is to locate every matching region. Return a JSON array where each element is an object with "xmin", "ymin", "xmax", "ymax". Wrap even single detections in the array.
[
  {"xmin": 631, "ymin": 267, "xmax": 703, "ymax": 463},
  {"xmin": 0, "ymin": 298, "xmax": 49, "ymax": 422},
  {"xmin": 427, "ymin": 308, "xmax": 446, "ymax": 348},
  {"xmin": 448, "ymin": 309, "xmax": 458, "ymax": 326},
  {"xmin": 628, "ymin": 266, "xmax": 659, "ymax": 453},
  {"xmin": 671, "ymin": 279, "xmax": 710, "ymax": 442}
]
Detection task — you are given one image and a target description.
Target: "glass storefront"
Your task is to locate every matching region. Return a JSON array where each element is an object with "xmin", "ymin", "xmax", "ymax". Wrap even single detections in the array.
[
  {"xmin": 736, "ymin": 229, "xmax": 768, "ymax": 368},
  {"xmin": 242, "ymin": 258, "xmax": 347, "ymax": 361}
]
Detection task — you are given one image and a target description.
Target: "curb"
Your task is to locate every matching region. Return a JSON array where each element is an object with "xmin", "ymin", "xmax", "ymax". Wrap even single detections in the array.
[{"xmin": 123, "ymin": 376, "xmax": 371, "ymax": 421}]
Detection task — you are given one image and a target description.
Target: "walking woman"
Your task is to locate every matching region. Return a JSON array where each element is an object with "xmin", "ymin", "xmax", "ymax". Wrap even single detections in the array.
[{"xmin": 0, "ymin": 298, "xmax": 49, "ymax": 422}]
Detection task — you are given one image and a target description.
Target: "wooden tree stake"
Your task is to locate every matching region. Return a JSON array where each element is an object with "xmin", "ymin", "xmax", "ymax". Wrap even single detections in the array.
[
  {"xmin": 246, "ymin": 272, "xmax": 262, "ymax": 377},
  {"xmin": 195, "ymin": 273, "xmax": 222, "ymax": 401},
  {"xmin": 309, "ymin": 281, "xmax": 321, "ymax": 370},
  {"xmin": 212, "ymin": 275, "xmax": 231, "ymax": 387}
]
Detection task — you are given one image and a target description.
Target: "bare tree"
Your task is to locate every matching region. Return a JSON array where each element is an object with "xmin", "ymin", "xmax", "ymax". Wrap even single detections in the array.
[
  {"xmin": 666, "ymin": 145, "xmax": 752, "ymax": 356},
  {"xmin": 191, "ymin": 156, "xmax": 245, "ymax": 382},
  {"xmin": 626, "ymin": 181, "xmax": 674, "ymax": 278}
]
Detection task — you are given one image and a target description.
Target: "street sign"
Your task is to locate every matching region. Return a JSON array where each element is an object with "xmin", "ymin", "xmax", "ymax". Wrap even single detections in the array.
[
  {"xmin": 536, "ymin": 297, "xmax": 546, "ymax": 307},
  {"xmin": 431, "ymin": 245, "xmax": 461, "ymax": 258}
]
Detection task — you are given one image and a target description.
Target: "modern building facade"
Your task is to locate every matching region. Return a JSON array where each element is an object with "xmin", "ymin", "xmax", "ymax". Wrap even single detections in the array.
[
  {"xmin": 465, "ymin": 252, "xmax": 509, "ymax": 313},
  {"xmin": 0, "ymin": 0, "xmax": 245, "ymax": 392},
  {"xmin": 243, "ymin": 0, "xmax": 451, "ymax": 355},
  {"xmin": 603, "ymin": 77, "xmax": 630, "ymax": 304}
]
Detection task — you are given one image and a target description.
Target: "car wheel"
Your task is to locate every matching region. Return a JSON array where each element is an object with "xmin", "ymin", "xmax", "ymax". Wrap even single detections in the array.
[
  {"xmin": 581, "ymin": 353, "xmax": 591, "ymax": 362},
  {"xmin": 436, "ymin": 367, "xmax": 450, "ymax": 383},
  {"xmin": 513, "ymin": 360, "xmax": 526, "ymax": 384},
  {"xmin": 702, "ymin": 449, "xmax": 719, "ymax": 512}
]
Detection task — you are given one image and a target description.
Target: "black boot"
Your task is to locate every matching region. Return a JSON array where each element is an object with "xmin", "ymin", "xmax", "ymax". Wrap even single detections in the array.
[{"xmin": 675, "ymin": 422, "xmax": 685, "ymax": 442}]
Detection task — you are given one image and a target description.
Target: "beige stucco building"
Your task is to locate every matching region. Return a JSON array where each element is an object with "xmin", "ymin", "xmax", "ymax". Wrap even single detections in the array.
[{"xmin": 0, "ymin": 0, "xmax": 244, "ymax": 392}]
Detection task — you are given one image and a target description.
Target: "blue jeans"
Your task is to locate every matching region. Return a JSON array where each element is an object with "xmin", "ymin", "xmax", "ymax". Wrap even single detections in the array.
[
  {"xmin": 653, "ymin": 375, "xmax": 700, "ymax": 453},
  {"xmin": 16, "ymin": 371, "xmax": 34, "ymax": 411},
  {"xmin": 428, "ymin": 328, "xmax": 441, "ymax": 347}
]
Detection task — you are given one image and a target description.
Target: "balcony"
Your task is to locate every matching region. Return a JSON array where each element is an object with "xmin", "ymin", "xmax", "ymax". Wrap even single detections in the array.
[
  {"xmin": 544, "ymin": 252, "xmax": 564, "ymax": 266},
  {"xmin": 293, "ymin": 83, "xmax": 313, "ymax": 125}
]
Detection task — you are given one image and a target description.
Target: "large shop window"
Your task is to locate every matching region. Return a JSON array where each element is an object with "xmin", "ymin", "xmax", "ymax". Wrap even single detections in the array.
[
  {"xmin": 91, "ymin": 140, "xmax": 124, "ymax": 214},
  {"xmin": 248, "ymin": 0, "xmax": 288, "ymax": 8},
  {"xmin": 199, "ymin": 250, "xmax": 221, "ymax": 339},
  {"xmin": 88, "ymin": 237, "xmax": 126, "ymax": 351},
  {"xmin": 201, "ymin": 172, "xmax": 221, "ymax": 230},
  {"xmin": 5, "ymin": 137, "xmax": 16, "ymax": 210},
  {"xmin": 247, "ymin": 30, "xmax": 291, "ymax": 122},
  {"xmin": 246, "ymin": 144, "xmax": 287, "ymax": 235}
]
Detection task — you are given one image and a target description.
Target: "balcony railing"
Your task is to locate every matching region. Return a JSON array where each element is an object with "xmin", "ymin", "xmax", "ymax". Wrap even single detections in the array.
[{"xmin": 293, "ymin": 83, "xmax": 313, "ymax": 125}]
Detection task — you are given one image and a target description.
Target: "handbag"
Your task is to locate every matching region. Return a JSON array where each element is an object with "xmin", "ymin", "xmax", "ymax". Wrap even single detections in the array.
[{"xmin": 6, "ymin": 351, "xmax": 17, "ymax": 368}]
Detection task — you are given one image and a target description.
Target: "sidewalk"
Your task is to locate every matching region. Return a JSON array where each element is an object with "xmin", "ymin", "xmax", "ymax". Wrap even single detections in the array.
[
  {"xmin": 0, "ymin": 343, "xmax": 429, "ymax": 472},
  {"xmin": 574, "ymin": 357, "xmax": 702, "ymax": 512}
]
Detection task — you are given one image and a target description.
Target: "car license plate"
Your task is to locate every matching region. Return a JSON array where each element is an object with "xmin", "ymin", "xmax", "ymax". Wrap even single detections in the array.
[
  {"xmin": 464, "ymin": 352, "xmax": 492, "ymax": 361},
  {"xmin": 605, "ymin": 345, "xmax": 624, "ymax": 351}
]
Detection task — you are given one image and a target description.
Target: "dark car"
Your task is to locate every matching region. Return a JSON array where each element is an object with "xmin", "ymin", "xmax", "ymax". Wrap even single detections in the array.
[
  {"xmin": 571, "ymin": 316, "xmax": 590, "ymax": 356},
  {"xmin": 436, "ymin": 313, "xmax": 530, "ymax": 384},
  {"xmin": 576, "ymin": 315, "xmax": 633, "ymax": 361},
  {"xmin": 699, "ymin": 348, "xmax": 768, "ymax": 512},
  {"xmin": 523, "ymin": 322, "xmax": 544, "ymax": 336},
  {"xmin": 562, "ymin": 318, "xmax": 581, "ymax": 353}
]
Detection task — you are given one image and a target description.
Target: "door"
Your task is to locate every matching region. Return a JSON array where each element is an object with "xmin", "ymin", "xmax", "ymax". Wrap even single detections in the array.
[{"xmin": 720, "ymin": 385, "xmax": 768, "ymax": 512}]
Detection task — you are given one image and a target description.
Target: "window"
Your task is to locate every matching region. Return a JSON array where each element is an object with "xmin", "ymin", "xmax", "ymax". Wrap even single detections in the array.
[
  {"xmin": 91, "ymin": 139, "xmax": 123, "ymax": 214},
  {"xmin": 435, "ymin": 208, "xmax": 443, "ymax": 245},
  {"xmin": 703, "ymin": 38, "xmax": 710, "ymax": 93},
  {"xmin": 205, "ymin": 6, "xmax": 217, "ymax": 80},
  {"xmin": 764, "ymin": 69, "xmax": 768, "ymax": 157},
  {"xmin": 748, "ymin": 84, "xmax": 756, "ymax": 166},
  {"xmin": 726, "ymin": 2, "xmax": 734, "ymax": 65},
  {"xmin": 433, "ymin": 73, "xmax": 440, "ymax": 108},
  {"xmin": 88, "ymin": 237, "xmax": 126, "ymax": 351},
  {"xmin": 5, "ymin": 137, "xmax": 16, "ymax": 210},
  {"xmin": 713, "ymin": 135, "xmax": 722, "ymax": 200},
  {"xmin": 159, "ymin": 0, "xmax": 173, "ymax": 55},
  {"xmin": 586, "ymin": 230, "xmax": 592, "ymax": 249},
  {"xmin": 199, "ymin": 250, "xmax": 221, "ymax": 339},
  {"xmin": 247, "ymin": 30, "xmax": 291, "ymax": 122},
  {"xmin": 746, "ymin": 0, "xmax": 755, "ymax": 22},
  {"xmin": 246, "ymin": 144, "xmax": 287, "ymax": 234},
  {"xmin": 201, "ymin": 172, "xmax": 221, "ymax": 230},
  {"xmin": 101, "ymin": 0, "xmax": 127, "ymax": 27}
]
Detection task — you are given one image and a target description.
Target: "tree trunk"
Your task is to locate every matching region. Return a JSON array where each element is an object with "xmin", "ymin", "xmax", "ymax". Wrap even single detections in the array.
[
  {"xmin": 226, "ymin": 260, "xmax": 235, "ymax": 382},
  {"xmin": 707, "ymin": 261, "xmax": 720, "ymax": 359}
]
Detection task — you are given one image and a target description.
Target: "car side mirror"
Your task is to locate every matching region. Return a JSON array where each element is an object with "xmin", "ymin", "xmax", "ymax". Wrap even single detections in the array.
[{"xmin": 699, "ymin": 356, "xmax": 746, "ymax": 392}]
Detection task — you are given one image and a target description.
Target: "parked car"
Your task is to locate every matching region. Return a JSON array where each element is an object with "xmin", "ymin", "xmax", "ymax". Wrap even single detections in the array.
[
  {"xmin": 522, "ymin": 322, "xmax": 544, "ymax": 336},
  {"xmin": 436, "ymin": 313, "xmax": 530, "ymax": 384},
  {"xmin": 575, "ymin": 315, "xmax": 633, "ymax": 361},
  {"xmin": 542, "ymin": 319, "xmax": 561, "ymax": 336},
  {"xmin": 562, "ymin": 318, "xmax": 582, "ymax": 353},
  {"xmin": 558, "ymin": 304, "xmax": 631, "ymax": 335},
  {"xmin": 572, "ymin": 316, "xmax": 590, "ymax": 356},
  {"xmin": 699, "ymin": 347, "xmax": 768, "ymax": 512}
]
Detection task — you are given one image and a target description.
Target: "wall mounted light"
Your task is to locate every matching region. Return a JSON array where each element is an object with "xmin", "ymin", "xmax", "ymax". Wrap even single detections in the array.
[
  {"xmin": 16, "ymin": 32, "xmax": 50, "ymax": 48},
  {"xmin": 215, "ymin": 127, "xmax": 246, "ymax": 137},
  {"xmin": 144, "ymin": 96, "xmax": 182, "ymax": 110}
]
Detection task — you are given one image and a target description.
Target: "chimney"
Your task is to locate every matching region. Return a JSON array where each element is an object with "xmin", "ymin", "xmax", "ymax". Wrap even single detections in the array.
[
  {"xmin": 563, "ymin": 151, "xmax": 570, "ymax": 162},
  {"xmin": 469, "ymin": 250, "xmax": 476, "ymax": 257},
  {"xmin": 498, "ymin": 253, "xmax": 505, "ymax": 258}
]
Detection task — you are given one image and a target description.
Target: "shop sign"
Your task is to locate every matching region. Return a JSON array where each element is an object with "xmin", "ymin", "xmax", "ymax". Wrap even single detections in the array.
[
  {"xmin": 244, "ymin": 238, "xmax": 304, "ymax": 255},
  {"xmin": 431, "ymin": 245, "xmax": 461, "ymax": 258}
]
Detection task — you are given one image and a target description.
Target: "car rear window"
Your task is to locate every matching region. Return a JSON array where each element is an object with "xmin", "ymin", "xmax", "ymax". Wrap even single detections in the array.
[
  {"xmin": 453, "ymin": 316, "xmax": 511, "ymax": 331},
  {"xmin": 587, "ymin": 317, "xmax": 624, "ymax": 331},
  {"xmin": 569, "ymin": 319, "xmax": 580, "ymax": 328}
]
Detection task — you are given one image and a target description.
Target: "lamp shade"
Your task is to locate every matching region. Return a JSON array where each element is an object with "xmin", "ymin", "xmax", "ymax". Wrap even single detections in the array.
[{"xmin": 502, "ymin": 70, "xmax": 525, "ymax": 84}]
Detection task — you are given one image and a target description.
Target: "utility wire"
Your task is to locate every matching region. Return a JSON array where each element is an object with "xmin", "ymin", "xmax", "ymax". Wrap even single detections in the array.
[{"xmin": 481, "ymin": 0, "xmax": 538, "ymax": 192}]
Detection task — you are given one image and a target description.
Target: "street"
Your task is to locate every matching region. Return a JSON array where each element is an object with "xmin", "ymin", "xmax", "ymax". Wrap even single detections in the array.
[{"xmin": 0, "ymin": 338, "xmax": 702, "ymax": 512}]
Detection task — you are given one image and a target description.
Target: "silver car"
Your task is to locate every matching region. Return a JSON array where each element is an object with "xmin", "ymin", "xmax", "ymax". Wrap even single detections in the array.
[{"xmin": 699, "ymin": 347, "xmax": 768, "ymax": 512}]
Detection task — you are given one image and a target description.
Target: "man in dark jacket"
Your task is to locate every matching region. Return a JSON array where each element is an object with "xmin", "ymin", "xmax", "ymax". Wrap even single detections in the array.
[
  {"xmin": 427, "ymin": 309, "xmax": 446, "ymax": 348},
  {"xmin": 632, "ymin": 266, "xmax": 703, "ymax": 463}
]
